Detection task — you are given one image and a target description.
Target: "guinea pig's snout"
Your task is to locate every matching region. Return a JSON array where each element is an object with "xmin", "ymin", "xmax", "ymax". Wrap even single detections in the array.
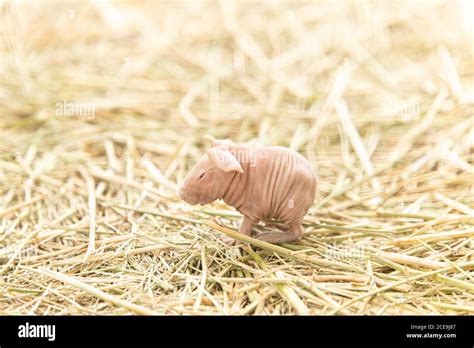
[
  {"xmin": 179, "ymin": 186, "xmax": 199, "ymax": 205},
  {"xmin": 179, "ymin": 186, "xmax": 193, "ymax": 202}
]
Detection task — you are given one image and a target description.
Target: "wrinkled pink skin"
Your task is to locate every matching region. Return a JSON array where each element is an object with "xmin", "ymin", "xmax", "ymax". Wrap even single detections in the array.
[{"xmin": 179, "ymin": 136, "xmax": 317, "ymax": 244}]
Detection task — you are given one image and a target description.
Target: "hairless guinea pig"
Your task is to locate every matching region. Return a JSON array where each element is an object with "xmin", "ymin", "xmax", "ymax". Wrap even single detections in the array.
[{"xmin": 179, "ymin": 135, "xmax": 317, "ymax": 244}]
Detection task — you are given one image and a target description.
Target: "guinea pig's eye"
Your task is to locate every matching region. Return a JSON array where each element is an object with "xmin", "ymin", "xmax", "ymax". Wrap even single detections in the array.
[{"xmin": 198, "ymin": 172, "xmax": 206, "ymax": 180}]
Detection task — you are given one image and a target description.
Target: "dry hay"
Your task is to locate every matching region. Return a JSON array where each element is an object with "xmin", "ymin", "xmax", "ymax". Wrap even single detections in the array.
[{"xmin": 0, "ymin": 0, "xmax": 473, "ymax": 315}]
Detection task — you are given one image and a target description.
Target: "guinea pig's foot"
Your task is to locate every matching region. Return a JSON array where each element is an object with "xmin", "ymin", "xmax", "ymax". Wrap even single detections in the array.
[
  {"xmin": 263, "ymin": 221, "xmax": 289, "ymax": 231},
  {"xmin": 219, "ymin": 235, "xmax": 242, "ymax": 246},
  {"xmin": 255, "ymin": 231, "xmax": 289, "ymax": 244},
  {"xmin": 256, "ymin": 224, "xmax": 303, "ymax": 244}
]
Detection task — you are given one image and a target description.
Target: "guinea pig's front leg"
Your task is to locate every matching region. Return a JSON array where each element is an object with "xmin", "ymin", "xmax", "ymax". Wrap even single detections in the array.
[
  {"xmin": 220, "ymin": 215, "xmax": 256, "ymax": 246},
  {"xmin": 239, "ymin": 215, "xmax": 257, "ymax": 236}
]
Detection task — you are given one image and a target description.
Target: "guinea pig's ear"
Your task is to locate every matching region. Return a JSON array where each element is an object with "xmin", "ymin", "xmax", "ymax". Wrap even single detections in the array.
[
  {"xmin": 207, "ymin": 148, "xmax": 244, "ymax": 173},
  {"xmin": 203, "ymin": 135, "xmax": 232, "ymax": 148}
]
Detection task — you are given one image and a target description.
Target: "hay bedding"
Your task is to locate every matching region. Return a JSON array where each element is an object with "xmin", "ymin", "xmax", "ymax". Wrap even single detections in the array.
[{"xmin": 0, "ymin": 1, "xmax": 473, "ymax": 315}]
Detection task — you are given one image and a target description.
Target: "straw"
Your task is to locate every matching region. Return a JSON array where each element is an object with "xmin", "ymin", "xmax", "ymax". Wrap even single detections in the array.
[{"xmin": 1, "ymin": 0, "xmax": 472, "ymax": 315}]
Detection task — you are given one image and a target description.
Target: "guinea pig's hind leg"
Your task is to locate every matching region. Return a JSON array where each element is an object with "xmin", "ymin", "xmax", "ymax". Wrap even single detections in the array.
[
  {"xmin": 256, "ymin": 223, "xmax": 303, "ymax": 244},
  {"xmin": 220, "ymin": 215, "xmax": 256, "ymax": 246}
]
